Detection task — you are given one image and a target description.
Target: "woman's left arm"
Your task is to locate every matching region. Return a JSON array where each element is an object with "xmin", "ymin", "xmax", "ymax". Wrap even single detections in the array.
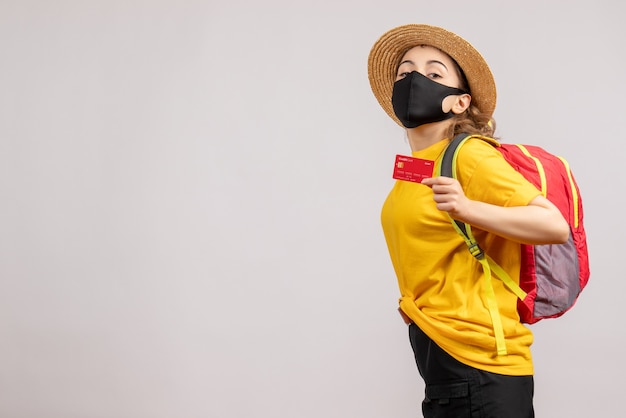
[{"xmin": 421, "ymin": 176, "xmax": 569, "ymax": 245}]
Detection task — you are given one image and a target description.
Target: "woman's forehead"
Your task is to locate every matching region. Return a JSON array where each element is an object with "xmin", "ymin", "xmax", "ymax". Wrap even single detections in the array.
[{"xmin": 400, "ymin": 45, "xmax": 453, "ymax": 64}]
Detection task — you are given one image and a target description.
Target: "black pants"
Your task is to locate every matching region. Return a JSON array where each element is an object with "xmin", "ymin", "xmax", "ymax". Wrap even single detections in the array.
[{"xmin": 409, "ymin": 323, "xmax": 534, "ymax": 418}]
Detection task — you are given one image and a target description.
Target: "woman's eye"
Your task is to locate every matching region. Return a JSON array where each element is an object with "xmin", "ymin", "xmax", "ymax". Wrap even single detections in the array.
[
  {"xmin": 428, "ymin": 72, "xmax": 442, "ymax": 79},
  {"xmin": 397, "ymin": 71, "xmax": 410, "ymax": 78}
]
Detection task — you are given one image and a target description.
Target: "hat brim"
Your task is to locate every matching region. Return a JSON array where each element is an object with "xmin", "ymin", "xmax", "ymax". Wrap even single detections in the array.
[{"xmin": 368, "ymin": 24, "xmax": 497, "ymax": 127}]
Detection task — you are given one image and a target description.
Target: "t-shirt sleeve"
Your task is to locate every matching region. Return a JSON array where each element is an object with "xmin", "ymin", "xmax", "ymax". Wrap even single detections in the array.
[{"xmin": 457, "ymin": 140, "xmax": 541, "ymax": 207}]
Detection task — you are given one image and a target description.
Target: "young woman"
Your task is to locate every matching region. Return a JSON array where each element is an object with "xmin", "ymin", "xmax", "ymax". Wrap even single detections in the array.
[{"xmin": 368, "ymin": 24, "xmax": 569, "ymax": 418}]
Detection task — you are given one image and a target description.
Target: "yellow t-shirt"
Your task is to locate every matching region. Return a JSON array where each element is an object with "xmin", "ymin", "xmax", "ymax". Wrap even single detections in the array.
[{"xmin": 381, "ymin": 137, "xmax": 542, "ymax": 375}]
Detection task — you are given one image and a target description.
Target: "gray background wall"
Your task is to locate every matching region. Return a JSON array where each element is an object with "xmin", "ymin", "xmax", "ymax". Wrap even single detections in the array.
[{"xmin": 1, "ymin": 0, "xmax": 623, "ymax": 417}]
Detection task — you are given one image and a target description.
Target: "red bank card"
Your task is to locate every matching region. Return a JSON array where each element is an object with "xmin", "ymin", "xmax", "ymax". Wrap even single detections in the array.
[{"xmin": 392, "ymin": 155, "xmax": 434, "ymax": 183}]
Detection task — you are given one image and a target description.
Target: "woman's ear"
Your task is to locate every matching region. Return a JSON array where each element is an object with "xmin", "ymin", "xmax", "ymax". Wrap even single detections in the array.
[{"xmin": 451, "ymin": 93, "xmax": 471, "ymax": 114}]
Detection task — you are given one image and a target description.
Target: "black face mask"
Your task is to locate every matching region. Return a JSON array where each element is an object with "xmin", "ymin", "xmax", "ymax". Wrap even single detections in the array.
[{"xmin": 391, "ymin": 71, "xmax": 468, "ymax": 128}]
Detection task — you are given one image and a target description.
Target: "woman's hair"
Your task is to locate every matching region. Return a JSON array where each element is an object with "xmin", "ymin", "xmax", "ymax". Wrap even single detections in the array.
[{"xmin": 448, "ymin": 104, "xmax": 497, "ymax": 139}]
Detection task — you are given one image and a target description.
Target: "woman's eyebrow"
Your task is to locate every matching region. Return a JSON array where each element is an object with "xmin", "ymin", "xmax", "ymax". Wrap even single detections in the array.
[
  {"xmin": 398, "ymin": 59, "xmax": 449, "ymax": 70},
  {"xmin": 427, "ymin": 60, "xmax": 448, "ymax": 70}
]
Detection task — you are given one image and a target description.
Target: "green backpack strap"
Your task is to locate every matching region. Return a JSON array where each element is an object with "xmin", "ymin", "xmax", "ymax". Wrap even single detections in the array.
[{"xmin": 438, "ymin": 133, "xmax": 528, "ymax": 356}]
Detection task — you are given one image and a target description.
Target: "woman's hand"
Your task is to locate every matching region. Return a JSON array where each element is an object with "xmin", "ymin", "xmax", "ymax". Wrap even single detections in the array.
[{"xmin": 420, "ymin": 176, "xmax": 470, "ymax": 220}]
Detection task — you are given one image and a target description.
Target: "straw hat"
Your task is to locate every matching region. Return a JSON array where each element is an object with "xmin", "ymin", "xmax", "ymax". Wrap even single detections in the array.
[{"xmin": 368, "ymin": 24, "xmax": 497, "ymax": 127}]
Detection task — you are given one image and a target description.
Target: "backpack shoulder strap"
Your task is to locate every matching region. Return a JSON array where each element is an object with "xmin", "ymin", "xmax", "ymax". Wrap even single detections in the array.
[
  {"xmin": 438, "ymin": 133, "xmax": 487, "ymax": 259},
  {"xmin": 439, "ymin": 133, "xmax": 472, "ymax": 178}
]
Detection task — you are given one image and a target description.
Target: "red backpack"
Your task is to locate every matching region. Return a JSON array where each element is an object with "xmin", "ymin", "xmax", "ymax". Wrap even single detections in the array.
[{"xmin": 439, "ymin": 134, "xmax": 590, "ymax": 355}]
